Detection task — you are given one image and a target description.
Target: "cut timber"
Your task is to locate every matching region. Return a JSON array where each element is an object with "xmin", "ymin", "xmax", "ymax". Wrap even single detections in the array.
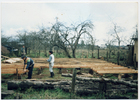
[
  {"xmin": 97, "ymin": 70, "xmax": 138, "ymax": 74},
  {"xmin": 1, "ymin": 55, "xmax": 10, "ymax": 59},
  {"xmin": 7, "ymin": 77, "xmax": 137, "ymax": 94},
  {"xmin": 35, "ymin": 60, "xmax": 47, "ymax": 63},
  {"xmin": 92, "ymin": 67, "xmax": 129, "ymax": 70},
  {"xmin": 1, "ymin": 58, "xmax": 138, "ymax": 75},
  {"xmin": 2, "ymin": 69, "xmax": 29, "ymax": 74},
  {"xmin": 2, "ymin": 58, "xmax": 22, "ymax": 64},
  {"xmin": 93, "ymin": 68, "xmax": 133, "ymax": 72},
  {"xmin": 1, "ymin": 90, "xmax": 14, "ymax": 99}
]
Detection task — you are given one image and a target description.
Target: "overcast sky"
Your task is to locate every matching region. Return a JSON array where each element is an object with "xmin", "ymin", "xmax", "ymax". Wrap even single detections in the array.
[{"xmin": 1, "ymin": 1, "xmax": 138, "ymax": 46}]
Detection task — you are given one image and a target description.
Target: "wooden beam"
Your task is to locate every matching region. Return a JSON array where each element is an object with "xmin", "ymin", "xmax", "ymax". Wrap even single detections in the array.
[
  {"xmin": 92, "ymin": 67, "xmax": 129, "ymax": 70},
  {"xmin": 97, "ymin": 70, "xmax": 138, "ymax": 74},
  {"xmin": 2, "ymin": 69, "xmax": 29, "ymax": 74},
  {"xmin": 90, "ymin": 67, "xmax": 127, "ymax": 70}
]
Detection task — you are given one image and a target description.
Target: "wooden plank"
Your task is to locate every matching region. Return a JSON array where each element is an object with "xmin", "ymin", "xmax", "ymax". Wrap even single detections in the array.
[
  {"xmin": 97, "ymin": 70, "xmax": 138, "ymax": 74},
  {"xmin": 1, "ymin": 63, "xmax": 124, "ymax": 68},
  {"xmin": 35, "ymin": 60, "xmax": 47, "ymax": 63},
  {"xmin": 2, "ymin": 70, "xmax": 29, "ymax": 74},
  {"xmin": 90, "ymin": 67, "xmax": 127, "ymax": 70},
  {"xmin": 2, "ymin": 67, "xmax": 23, "ymax": 69},
  {"xmin": 1, "ymin": 57, "xmax": 138, "ymax": 75},
  {"xmin": 92, "ymin": 67, "xmax": 129, "ymax": 70},
  {"xmin": 1, "ymin": 55, "xmax": 10, "ymax": 59}
]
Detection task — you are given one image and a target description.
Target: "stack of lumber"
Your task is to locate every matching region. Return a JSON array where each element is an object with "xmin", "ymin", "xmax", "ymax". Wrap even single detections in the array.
[
  {"xmin": 2, "ymin": 58, "xmax": 22, "ymax": 64},
  {"xmin": 1, "ymin": 55, "xmax": 9, "ymax": 60},
  {"xmin": 1, "ymin": 58, "xmax": 138, "ymax": 75}
]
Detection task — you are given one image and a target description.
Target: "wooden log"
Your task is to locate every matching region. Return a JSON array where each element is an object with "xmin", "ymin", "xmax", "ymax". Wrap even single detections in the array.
[
  {"xmin": 6, "ymin": 77, "xmax": 137, "ymax": 94},
  {"xmin": 1, "ymin": 90, "xmax": 14, "ymax": 99},
  {"xmin": 61, "ymin": 73, "xmax": 72, "ymax": 77}
]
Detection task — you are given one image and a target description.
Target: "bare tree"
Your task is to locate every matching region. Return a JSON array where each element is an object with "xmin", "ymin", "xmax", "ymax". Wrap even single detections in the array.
[
  {"xmin": 111, "ymin": 23, "xmax": 125, "ymax": 65},
  {"xmin": 104, "ymin": 38, "xmax": 115, "ymax": 59},
  {"xmin": 50, "ymin": 22, "xmax": 72, "ymax": 58},
  {"xmin": 86, "ymin": 35, "xmax": 98, "ymax": 58},
  {"xmin": 29, "ymin": 31, "xmax": 42, "ymax": 57},
  {"xmin": 1, "ymin": 33, "xmax": 11, "ymax": 46},
  {"xmin": 17, "ymin": 30, "xmax": 29, "ymax": 55},
  {"xmin": 70, "ymin": 20, "xmax": 94, "ymax": 58},
  {"xmin": 90, "ymin": 37, "xmax": 98, "ymax": 58},
  {"xmin": 38, "ymin": 28, "xmax": 51, "ymax": 57},
  {"xmin": 50, "ymin": 20, "xmax": 94, "ymax": 58}
]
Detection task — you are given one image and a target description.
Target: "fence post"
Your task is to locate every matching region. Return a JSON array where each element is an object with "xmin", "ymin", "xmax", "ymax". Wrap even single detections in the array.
[
  {"xmin": 99, "ymin": 76, "xmax": 106, "ymax": 96},
  {"xmin": 134, "ymin": 54, "xmax": 137, "ymax": 70},
  {"xmin": 58, "ymin": 68, "xmax": 62, "ymax": 74},
  {"xmin": 71, "ymin": 68, "xmax": 77, "ymax": 98},
  {"xmin": 87, "ymin": 51, "xmax": 88, "ymax": 58},
  {"xmin": 117, "ymin": 51, "xmax": 120, "ymax": 65},
  {"xmin": 98, "ymin": 47, "xmax": 100, "ymax": 59},
  {"xmin": 107, "ymin": 51, "xmax": 108, "ymax": 61},
  {"xmin": 16, "ymin": 69, "xmax": 18, "ymax": 79}
]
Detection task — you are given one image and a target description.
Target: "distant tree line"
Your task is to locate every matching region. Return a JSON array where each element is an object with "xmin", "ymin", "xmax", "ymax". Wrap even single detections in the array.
[{"xmin": 1, "ymin": 20, "xmax": 96, "ymax": 58}]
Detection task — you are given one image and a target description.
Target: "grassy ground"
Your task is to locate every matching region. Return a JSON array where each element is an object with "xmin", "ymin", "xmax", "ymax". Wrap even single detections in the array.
[
  {"xmin": 1, "ymin": 68, "xmax": 107, "ymax": 99},
  {"xmin": 26, "ymin": 49, "xmax": 128, "ymax": 66},
  {"xmin": 1, "ymin": 82, "xmax": 137, "ymax": 99},
  {"xmin": 1, "ymin": 82, "xmax": 107, "ymax": 99},
  {"xmin": 1, "ymin": 67, "xmax": 137, "ymax": 99}
]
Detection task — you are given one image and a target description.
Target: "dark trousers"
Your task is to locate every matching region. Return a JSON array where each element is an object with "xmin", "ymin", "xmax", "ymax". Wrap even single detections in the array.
[{"xmin": 28, "ymin": 64, "xmax": 34, "ymax": 79}]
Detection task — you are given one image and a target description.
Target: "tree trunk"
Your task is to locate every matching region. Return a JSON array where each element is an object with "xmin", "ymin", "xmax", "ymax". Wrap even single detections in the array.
[
  {"xmin": 92, "ymin": 50, "xmax": 94, "ymax": 58},
  {"xmin": 25, "ymin": 47, "xmax": 27, "ymax": 55},
  {"xmin": 107, "ymin": 51, "xmax": 109, "ymax": 61},
  {"xmin": 39, "ymin": 49, "xmax": 40, "ymax": 57},
  {"xmin": 72, "ymin": 49, "xmax": 76, "ymax": 58},
  {"xmin": 29, "ymin": 48, "xmax": 30, "ymax": 55},
  {"xmin": 98, "ymin": 48, "xmax": 99, "ymax": 59},
  {"xmin": 109, "ymin": 50, "xmax": 111, "ymax": 59},
  {"xmin": 64, "ymin": 48, "xmax": 71, "ymax": 58},
  {"xmin": 44, "ymin": 47, "xmax": 47, "ymax": 57},
  {"xmin": 117, "ymin": 42, "xmax": 120, "ymax": 65}
]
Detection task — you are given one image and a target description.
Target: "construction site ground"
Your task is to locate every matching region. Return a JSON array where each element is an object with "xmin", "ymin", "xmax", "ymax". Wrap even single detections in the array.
[{"xmin": 1, "ymin": 58, "xmax": 138, "ymax": 80}]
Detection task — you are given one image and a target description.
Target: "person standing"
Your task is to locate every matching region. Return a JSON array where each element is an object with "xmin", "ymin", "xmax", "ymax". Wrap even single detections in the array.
[
  {"xmin": 21, "ymin": 55, "xmax": 34, "ymax": 79},
  {"xmin": 47, "ymin": 51, "xmax": 55, "ymax": 78},
  {"xmin": 21, "ymin": 46, "xmax": 26, "ymax": 56}
]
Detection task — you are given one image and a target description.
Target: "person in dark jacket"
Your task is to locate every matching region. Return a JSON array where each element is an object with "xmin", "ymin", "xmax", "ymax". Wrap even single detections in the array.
[
  {"xmin": 21, "ymin": 46, "xmax": 26, "ymax": 56},
  {"xmin": 21, "ymin": 55, "xmax": 34, "ymax": 79}
]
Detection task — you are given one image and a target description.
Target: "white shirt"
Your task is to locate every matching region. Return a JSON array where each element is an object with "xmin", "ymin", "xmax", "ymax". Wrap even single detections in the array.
[{"xmin": 47, "ymin": 54, "xmax": 54, "ymax": 63}]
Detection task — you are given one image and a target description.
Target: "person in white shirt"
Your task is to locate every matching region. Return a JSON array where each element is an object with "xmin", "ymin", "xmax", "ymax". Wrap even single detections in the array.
[{"xmin": 47, "ymin": 51, "xmax": 55, "ymax": 78}]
